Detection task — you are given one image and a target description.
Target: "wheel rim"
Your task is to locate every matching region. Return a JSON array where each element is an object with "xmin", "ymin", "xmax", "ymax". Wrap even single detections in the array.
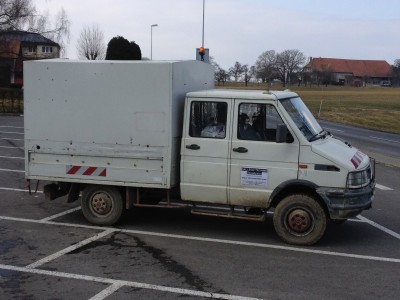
[
  {"xmin": 287, "ymin": 209, "xmax": 312, "ymax": 233},
  {"xmin": 90, "ymin": 191, "xmax": 113, "ymax": 216}
]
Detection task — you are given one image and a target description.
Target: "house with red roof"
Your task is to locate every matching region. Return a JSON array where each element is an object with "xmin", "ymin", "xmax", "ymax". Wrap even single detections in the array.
[
  {"xmin": 304, "ymin": 57, "xmax": 393, "ymax": 86},
  {"xmin": 0, "ymin": 31, "xmax": 60, "ymax": 87}
]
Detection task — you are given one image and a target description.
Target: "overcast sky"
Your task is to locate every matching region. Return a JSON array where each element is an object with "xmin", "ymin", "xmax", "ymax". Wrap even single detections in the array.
[{"xmin": 36, "ymin": 0, "xmax": 400, "ymax": 69}]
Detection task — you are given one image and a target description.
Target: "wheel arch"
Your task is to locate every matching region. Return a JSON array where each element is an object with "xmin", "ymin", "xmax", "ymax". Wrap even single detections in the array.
[{"xmin": 269, "ymin": 179, "xmax": 328, "ymax": 214}]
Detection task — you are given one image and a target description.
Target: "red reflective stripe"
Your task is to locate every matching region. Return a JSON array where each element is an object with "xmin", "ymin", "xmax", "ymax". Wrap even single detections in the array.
[
  {"xmin": 351, "ymin": 151, "xmax": 365, "ymax": 169},
  {"xmin": 351, "ymin": 159, "xmax": 359, "ymax": 168},
  {"xmin": 67, "ymin": 165, "xmax": 81, "ymax": 174},
  {"xmin": 67, "ymin": 165, "xmax": 106, "ymax": 177},
  {"xmin": 354, "ymin": 152, "xmax": 363, "ymax": 164},
  {"xmin": 83, "ymin": 167, "xmax": 97, "ymax": 176}
]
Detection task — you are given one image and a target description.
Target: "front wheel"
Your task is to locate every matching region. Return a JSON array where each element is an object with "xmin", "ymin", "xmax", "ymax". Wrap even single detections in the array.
[
  {"xmin": 81, "ymin": 185, "xmax": 124, "ymax": 226},
  {"xmin": 273, "ymin": 194, "xmax": 327, "ymax": 246}
]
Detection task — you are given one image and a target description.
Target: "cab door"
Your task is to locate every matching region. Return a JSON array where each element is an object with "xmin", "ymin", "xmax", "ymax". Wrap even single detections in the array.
[
  {"xmin": 228, "ymin": 100, "xmax": 299, "ymax": 208},
  {"xmin": 180, "ymin": 98, "xmax": 232, "ymax": 204}
]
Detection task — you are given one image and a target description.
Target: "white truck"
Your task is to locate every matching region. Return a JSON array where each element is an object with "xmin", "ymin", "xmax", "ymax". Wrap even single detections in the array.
[{"xmin": 24, "ymin": 59, "xmax": 375, "ymax": 245}]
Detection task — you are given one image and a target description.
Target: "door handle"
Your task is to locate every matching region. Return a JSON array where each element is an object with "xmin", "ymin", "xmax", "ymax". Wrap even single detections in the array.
[
  {"xmin": 186, "ymin": 144, "xmax": 200, "ymax": 150},
  {"xmin": 233, "ymin": 147, "xmax": 248, "ymax": 153}
]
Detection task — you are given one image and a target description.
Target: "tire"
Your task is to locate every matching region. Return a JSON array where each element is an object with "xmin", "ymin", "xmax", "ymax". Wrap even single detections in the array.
[
  {"xmin": 81, "ymin": 185, "xmax": 124, "ymax": 226},
  {"xmin": 273, "ymin": 194, "xmax": 327, "ymax": 246}
]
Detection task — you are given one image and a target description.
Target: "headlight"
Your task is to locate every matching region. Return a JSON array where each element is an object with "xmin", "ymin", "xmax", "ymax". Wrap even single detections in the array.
[{"xmin": 347, "ymin": 165, "xmax": 372, "ymax": 189}]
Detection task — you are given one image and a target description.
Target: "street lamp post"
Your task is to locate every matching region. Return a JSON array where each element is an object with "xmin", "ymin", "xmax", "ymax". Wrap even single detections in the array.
[
  {"xmin": 202, "ymin": 0, "xmax": 205, "ymax": 48},
  {"xmin": 151, "ymin": 24, "xmax": 158, "ymax": 60}
]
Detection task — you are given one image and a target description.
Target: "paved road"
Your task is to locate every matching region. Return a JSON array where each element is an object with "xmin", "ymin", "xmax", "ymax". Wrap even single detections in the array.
[
  {"xmin": 0, "ymin": 115, "xmax": 399, "ymax": 300},
  {"xmin": 319, "ymin": 120, "xmax": 400, "ymax": 167}
]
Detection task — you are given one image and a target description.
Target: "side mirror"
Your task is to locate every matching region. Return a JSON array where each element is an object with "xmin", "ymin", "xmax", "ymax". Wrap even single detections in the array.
[{"xmin": 276, "ymin": 124, "xmax": 288, "ymax": 143}]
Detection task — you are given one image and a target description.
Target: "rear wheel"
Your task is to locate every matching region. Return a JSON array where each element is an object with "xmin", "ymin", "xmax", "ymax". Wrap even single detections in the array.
[
  {"xmin": 81, "ymin": 185, "xmax": 124, "ymax": 226},
  {"xmin": 273, "ymin": 194, "xmax": 327, "ymax": 246}
]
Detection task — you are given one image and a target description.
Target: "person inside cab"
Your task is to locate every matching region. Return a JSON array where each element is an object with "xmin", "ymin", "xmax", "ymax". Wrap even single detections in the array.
[
  {"xmin": 201, "ymin": 117, "xmax": 226, "ymax": 138},
  {"xmin": 238, "ymin": 114, "xmax": 260, "ymax": 140}
]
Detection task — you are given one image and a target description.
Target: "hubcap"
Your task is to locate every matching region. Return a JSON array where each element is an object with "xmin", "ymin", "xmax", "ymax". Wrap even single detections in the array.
[
  {"xmin": 287, "ymin": 209, "xmax": 312, "ymax": 233},
  {"xmin": 91, "ymin": 192, "xmax": 112, "ymax": 215}
]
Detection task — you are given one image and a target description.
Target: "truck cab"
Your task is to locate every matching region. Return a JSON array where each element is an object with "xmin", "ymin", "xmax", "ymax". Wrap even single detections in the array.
[{"xmin": 180, "ymin": 89, "xmax": 375, "ymax": 245}]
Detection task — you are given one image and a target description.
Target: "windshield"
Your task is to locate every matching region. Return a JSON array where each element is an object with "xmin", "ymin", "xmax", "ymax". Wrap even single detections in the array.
[{"xmin": 280, "ymin": 97, "xmax": 322, "ymax": 141}]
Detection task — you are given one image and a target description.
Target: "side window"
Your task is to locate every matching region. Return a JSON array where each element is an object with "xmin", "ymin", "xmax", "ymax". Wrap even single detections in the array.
[
  {"xmin": 42, "ymin": 46, "xmax": 53, "ymax": 53},
  {"xmin": 189, "ymin": 101, "xmax": 227, "ymax": 139},
  {"xmin": 238, "ymin": 103, "xmax": 293, "ymax": 142}
]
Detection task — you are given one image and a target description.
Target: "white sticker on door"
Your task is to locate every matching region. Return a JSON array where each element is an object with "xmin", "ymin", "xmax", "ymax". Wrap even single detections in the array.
[{"xmin": 241, "ymin": 167, "xmax": 268, "ymax": 186}]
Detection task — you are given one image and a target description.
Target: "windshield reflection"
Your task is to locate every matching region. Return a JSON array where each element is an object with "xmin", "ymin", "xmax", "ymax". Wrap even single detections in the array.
[{"xmin": 280, "ymin": 97, "xmax": 322, "ymax": 141}]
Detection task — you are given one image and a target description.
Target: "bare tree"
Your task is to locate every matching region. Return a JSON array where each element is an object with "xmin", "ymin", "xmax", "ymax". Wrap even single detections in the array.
[
  {"xmin": 276, "ymin": 49, "xmax": 306, "ymax": 86},
  {"xmin": 249, "ymin": 65, "xmax": 257, "ymax": 83},
  {"xmin": 255, "ymin": 50, "xmax": 276, "ymax": 83},
  {"xmin": 76, "ymin": 24, "xmax": 106, "ymax": 60},
  {"xmin": 0, "ymin": 0, "xmax": 70, "ymax": 56},
  {"xmin": 392, "ymin": 59, "xmax": 400, "ymax": 86},
  {"xmin": 241, "ymin": 64, "xmax": 252, "ymax": 86},
  {"xmin": 209, "ymin": 57, "xmax": 228, "ymax": 86},
  {"xmin": 215, "ymin": 67, "xmax": 228, "ymax": 86},
  {"xmin": 229, "ymin": 61, "xmax": 244, "ymax": 82},
  {"xmin": 0, "ymin": 0, "xmax": 35, "ymax": 30}
]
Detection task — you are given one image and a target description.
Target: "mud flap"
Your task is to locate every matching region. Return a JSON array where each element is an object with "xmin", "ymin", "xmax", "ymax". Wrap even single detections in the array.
[{"xmin": 66, "ymin": 183, "xmax": 81, "ymax": 203}]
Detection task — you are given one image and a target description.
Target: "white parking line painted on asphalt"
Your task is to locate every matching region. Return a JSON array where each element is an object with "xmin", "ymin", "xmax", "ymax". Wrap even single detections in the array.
[
  {"xmin": 88, "ymin": 283, "xmax": 124, "ymax": 300},
  {"xmin": 0, "ymin": 168, "xmax": 24, "ymax": 173},
  {"xmin": 0, "ymin": 187, "xmax": 42, "ymax": 193},
  {"xmin": 0, "ymin": 263, "xmax": 263, "ymax": 300},
  {"xmin": 0, "ymin": 131, "xmax": 24, "ymax": 135},
  {"xmin": 0, "ymin": 155, "xmax": 24, "ymax": 159},
  {"xmin": 118, "ymin": 230, "xmax": 400, "ymax": 263},
  {"xmin": 0, "ymin": 137, "xmax": 24, "ymax": 141},
  {"xmin": 376, "ymin": 184, "xmax": 394, "ymax": 191},
  {"xmin": 0, "ymin": 126, "xmax": 24, "ymax": 129},
  {"xmin": 40, "ymin": 207, "xmax": 81, "ymax": 222},
  {"xmin": 0, "ymin": 145, "xmax": 24, "ymax": 149},
  {"xmin": 26, "ymin": 229, "xmax": 117, "ymax": 269},
  {"xmin": 0, "ymin": 214, "xmax": 399, "ymax": 263},
  {"xmin": 358, "ymin": 215, "xmax": 400, "ymax": 240}
]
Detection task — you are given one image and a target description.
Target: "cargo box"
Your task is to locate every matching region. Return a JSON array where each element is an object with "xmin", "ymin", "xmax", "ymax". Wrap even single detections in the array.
[{"xmin": 24, "ymin": 60, "xmax": 214, "ymax": 188}]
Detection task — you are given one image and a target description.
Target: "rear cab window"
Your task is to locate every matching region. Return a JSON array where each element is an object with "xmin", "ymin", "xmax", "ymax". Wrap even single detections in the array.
[{"xmin": 189, "ymin": 101, "xmax": 228, "ymax": 139}]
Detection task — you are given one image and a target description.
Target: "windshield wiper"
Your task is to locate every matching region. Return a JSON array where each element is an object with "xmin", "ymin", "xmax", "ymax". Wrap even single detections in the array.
[{"xmin": 309, "ymin": 130, "xmax": 326, "ymax": 142}]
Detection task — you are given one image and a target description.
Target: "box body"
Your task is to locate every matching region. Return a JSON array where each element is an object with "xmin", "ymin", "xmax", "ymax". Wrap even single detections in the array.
[{"xmin": 24, "ymin": 60, "xmax": 214, "ymax": 188}]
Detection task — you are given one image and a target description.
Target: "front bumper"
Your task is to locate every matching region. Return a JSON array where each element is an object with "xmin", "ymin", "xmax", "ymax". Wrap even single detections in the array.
[{"xmin": 316, "ymin": 180, "xmax": 375, "ymax": 219}]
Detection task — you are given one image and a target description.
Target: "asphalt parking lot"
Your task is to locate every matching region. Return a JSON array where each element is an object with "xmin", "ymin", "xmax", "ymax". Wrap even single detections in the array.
[{"xmin": 1, "ymin": 115, "xmax": 399, "ymax": 300}]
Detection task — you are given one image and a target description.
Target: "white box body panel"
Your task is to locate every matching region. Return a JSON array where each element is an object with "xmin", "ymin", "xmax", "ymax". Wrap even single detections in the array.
[{"xmin": 24, "ymin": 60, "xmax": 214, "ymax": 188}]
